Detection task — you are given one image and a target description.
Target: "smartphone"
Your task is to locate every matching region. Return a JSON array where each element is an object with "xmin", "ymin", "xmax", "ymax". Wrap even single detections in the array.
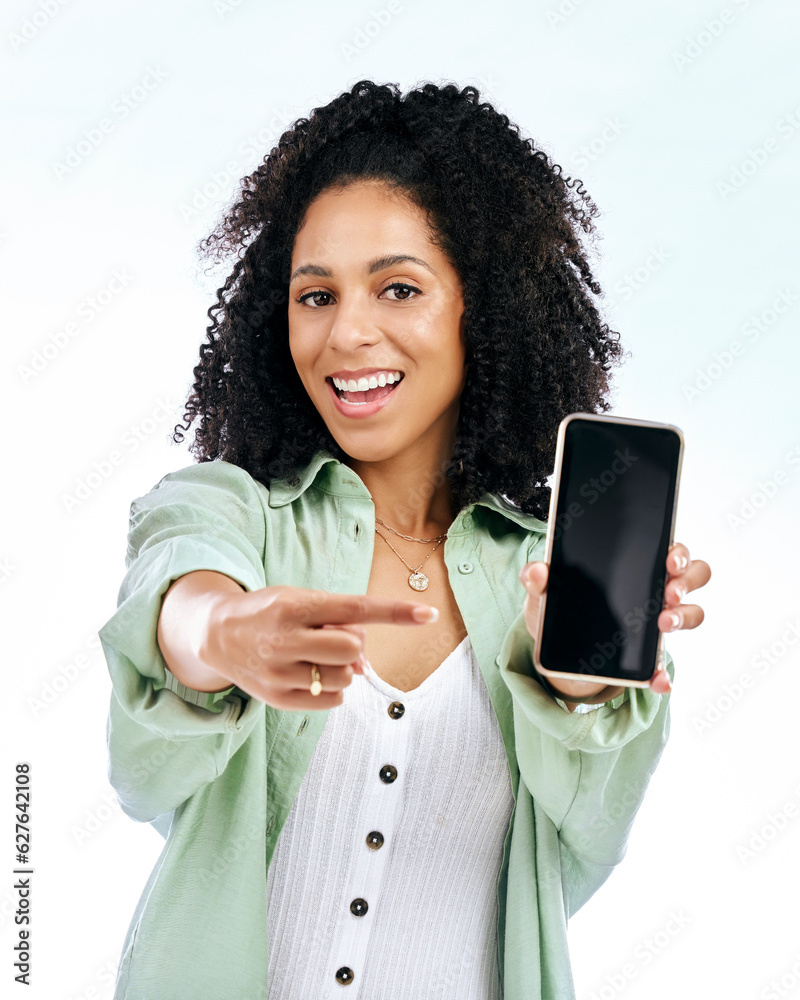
[{"xmin": 534, "ymin": 412, "xmax": 684, "ymax": 688}]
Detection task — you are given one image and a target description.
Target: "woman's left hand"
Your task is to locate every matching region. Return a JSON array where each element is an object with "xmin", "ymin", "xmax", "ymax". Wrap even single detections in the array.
[{"xmin": 520, "ymin": 541, "xmax": 712, "ymax": 701}]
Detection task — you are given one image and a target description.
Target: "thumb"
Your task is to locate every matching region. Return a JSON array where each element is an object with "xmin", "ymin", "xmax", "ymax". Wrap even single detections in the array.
[{"xmin": 519, "ymin": 561, "xmax": 548, "ymax": 595}]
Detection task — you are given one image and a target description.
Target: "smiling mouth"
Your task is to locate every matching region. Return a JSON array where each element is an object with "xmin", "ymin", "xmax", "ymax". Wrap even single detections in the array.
[{"xmin": 327, "ymin": 375, "xmax": 405, "ymax": 405}]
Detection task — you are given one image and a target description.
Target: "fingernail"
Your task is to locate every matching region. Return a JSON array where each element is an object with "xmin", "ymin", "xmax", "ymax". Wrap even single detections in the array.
[
  {"xmin": 668, "ymin": 612, "xmax": 681, "ymax": 630},
  {"xmin": 675, "ymin": 553, "xmax": 688, "ymax": 571},
  {"xmin": 413, "ymin": 605, "xmax": 438, "ymax": 623}
]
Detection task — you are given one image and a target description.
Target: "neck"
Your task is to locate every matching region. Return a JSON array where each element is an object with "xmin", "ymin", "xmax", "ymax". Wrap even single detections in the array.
[{"xmin": 347, "ymin": 443, "xmax": 458, "ymax": 537}]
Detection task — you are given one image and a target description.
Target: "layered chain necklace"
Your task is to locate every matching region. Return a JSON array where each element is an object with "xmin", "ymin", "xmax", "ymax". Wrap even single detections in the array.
[{"xmin": 374, "ymin": 517, "xmax": 449, "ymax": 592}]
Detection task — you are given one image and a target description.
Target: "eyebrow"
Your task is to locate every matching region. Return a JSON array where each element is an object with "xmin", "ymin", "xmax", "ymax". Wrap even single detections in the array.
[{"xmin": 289, "ymin": 253, "xmax": 435, "ymax": 284}]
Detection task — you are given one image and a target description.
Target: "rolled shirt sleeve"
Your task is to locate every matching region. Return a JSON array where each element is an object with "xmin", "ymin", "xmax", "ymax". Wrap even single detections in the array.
[
  {"xmin": 98, "ymin": 460, "xmax": 269, "ymax": 827},
  {"xmin": 497, "ymin": 606, "xmax": 673, "ymax": 909}
]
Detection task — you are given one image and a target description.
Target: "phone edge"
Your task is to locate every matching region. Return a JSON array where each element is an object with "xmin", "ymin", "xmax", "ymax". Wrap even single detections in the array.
[{"xmin": 532, "ymin": 411, "xmax": 685, "ymax": 691}]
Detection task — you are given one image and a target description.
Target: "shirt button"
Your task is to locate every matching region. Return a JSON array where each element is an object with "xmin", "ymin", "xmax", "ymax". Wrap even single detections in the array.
[
  {"xmin": 366, "ymin": 830, "xmax": 384, "ymax": 850},
  {"xmin": 458, "ymin": 561, "xmax": 474, "ymax": 574},
  {"xmin": 387, "ymin": 701, "xmax": 405, "ymax": 720},
  {"xmin": 335, "ymin": 967, "xmax": 355, "ymax": 985},
  {"xmin": 379, "ymin": 764, "xmax": 398, "ymax": 784},
  {"xmin": 350, "ymin": 898, "xmax": 368, "ymax": 917}
]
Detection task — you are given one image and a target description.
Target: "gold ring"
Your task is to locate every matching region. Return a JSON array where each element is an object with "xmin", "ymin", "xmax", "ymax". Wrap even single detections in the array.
[{"xmin": 309, "ymin": 664, "xmax": 322, "ymax": 697}]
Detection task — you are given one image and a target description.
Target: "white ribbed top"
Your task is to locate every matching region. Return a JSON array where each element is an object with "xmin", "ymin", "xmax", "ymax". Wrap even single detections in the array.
[{"xmin": 265, "ymin": 635, "xmax": 515, "ymax": 999}]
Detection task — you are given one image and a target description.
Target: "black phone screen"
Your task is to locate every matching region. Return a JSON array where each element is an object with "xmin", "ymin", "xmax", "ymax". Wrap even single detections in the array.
[{"xmin": 539, "ymin": 416, "xmax": 682, "ymax": 682}]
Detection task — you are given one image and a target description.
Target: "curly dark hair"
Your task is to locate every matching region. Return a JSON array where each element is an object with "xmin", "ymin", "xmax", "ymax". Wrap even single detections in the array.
[{"xmin": 172, "ymin": 79, "xmax": 627, "ymax": 520}]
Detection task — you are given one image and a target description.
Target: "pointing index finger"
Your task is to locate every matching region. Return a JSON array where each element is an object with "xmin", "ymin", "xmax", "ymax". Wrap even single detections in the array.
[{"xmin": 304, "ymin": 591, "xmax": 439, "ymax": 626}]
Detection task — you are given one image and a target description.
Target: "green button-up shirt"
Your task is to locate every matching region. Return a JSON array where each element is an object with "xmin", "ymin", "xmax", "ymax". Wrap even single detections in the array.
[{"xmin": 99, "ymin": 452, "xmax": 673, "ymax": 1000}]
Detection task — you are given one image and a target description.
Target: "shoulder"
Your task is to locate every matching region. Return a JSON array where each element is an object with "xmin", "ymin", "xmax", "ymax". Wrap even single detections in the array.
[
  {"xmin": 134, "ymin": 459, "xmax": 269, "ymax": 510},
  {"xmin": 473, "ymin": 493, "xmax": 548, "ymax": 540},
  {"xmin": 147, "ymin": 458, "xmax": 262, "ymax": 493},
  {"xmin": 127, "ymin": 461, "xmax": 270, "ymax": 541},
  {"xmin": 124, "ymin": 460, "xmax": 271, "ymax": 566}
]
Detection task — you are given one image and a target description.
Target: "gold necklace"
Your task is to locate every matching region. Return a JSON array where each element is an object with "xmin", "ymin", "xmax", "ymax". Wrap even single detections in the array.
[
  {"xmin": 374, "ymin": 527, "xmax": 447, "ymax": 591},
  {"xmin": 374, "ymin": 517, "xmax": 448, "ymax": 544}
]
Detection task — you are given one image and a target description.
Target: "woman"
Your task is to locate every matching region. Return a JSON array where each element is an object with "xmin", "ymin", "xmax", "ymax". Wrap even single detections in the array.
[{"xmin": 99, "ymin": 80, "xmax": 710, "ymax": 999}]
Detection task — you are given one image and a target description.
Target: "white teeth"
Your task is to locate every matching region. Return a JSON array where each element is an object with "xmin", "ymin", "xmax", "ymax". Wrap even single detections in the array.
[{"xmin": 331, "ymin": 371, "xmax": 403, "ymax": 391}]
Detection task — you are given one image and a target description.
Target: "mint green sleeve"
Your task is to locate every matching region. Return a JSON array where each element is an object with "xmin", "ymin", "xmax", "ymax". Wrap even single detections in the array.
[
  {"xmin": 98, "ymin": 460, "xmax": 268, "ymax": 829},
  {"xmin": 497, "ymin": 606, "xmax": 673, "ymax": 914}
]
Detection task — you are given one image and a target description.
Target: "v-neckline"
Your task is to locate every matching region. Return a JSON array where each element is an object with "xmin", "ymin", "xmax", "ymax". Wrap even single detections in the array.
[{"xmin": 361, "ymin": 634, "xmax": 472, "ymax": 699}]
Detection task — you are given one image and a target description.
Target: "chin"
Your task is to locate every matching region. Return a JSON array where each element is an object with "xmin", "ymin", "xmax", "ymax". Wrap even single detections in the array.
[{"xmin": 332, "ymin": 441, "xmax": 401, "ymax": 465}]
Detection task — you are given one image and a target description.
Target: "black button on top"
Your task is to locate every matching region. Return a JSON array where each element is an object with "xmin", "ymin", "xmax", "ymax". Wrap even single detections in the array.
[
  {"xmin": 366, "ymin": 830, "xmax": 384, "ymax": 850},
  {"xmin": 350, "ymin": 897, "xmax": 368, "ymax": 917},
  {"xmin": 387, "ymin": 701, "xmax": 405, "ymax": 720},
  {"xmin": 335, "ymin": 967, "xmax": 354, "ymax": 985},
  {"xmin": 379, "ymin": 764, "xmax": 398, "ymax": 784}
]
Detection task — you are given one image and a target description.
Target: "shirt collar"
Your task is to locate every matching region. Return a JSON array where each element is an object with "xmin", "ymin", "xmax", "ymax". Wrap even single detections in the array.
[{"xmin": 267, "ymin": 451, "xmax": 547, "ymax": 535}]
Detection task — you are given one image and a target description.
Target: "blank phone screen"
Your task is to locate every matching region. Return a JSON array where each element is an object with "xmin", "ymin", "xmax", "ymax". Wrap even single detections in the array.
[{"xmin": 539, "ymin": 417, "xmax": 682, "ymax": 682}]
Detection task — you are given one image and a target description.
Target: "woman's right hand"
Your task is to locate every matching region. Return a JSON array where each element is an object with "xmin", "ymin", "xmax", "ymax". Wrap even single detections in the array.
[{"xmin": 197, "ymin": 585, "xmax": 438, "ymax": 710}]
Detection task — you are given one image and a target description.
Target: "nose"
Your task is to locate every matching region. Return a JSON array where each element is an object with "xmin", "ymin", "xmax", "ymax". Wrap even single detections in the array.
[{"xmin": 326, "ymin": 291, "xmax": 382, "ymax": 352}]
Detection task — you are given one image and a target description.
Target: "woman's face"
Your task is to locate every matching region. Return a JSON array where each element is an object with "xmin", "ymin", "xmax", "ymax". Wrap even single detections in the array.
[{"xmin": 288, "ymin": 179, "xmax": 467, "ymax": 466}]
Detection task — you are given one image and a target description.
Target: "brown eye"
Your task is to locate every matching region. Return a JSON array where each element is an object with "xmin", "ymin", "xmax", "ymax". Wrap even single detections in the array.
[
  {"xmin": 297, "ymin": 290, "xmax": 332, "ymax": 307},
  {"xmin": 382, "ymin": 282, "xmax": 420, "ymax": 301}
]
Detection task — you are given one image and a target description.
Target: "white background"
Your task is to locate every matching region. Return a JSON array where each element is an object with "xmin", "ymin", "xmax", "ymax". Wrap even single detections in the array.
[{"xmin": 3, "ymin": 1, "xmax": 799, "ymax": 998}]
